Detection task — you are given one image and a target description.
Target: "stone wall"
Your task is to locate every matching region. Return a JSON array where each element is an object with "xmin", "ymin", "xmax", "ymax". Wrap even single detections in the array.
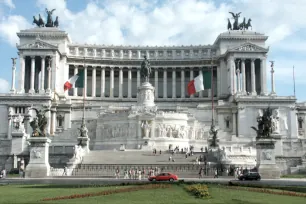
[{"xmin": 276, "ymin": 156, "xmax": 301, "ymax": 175}]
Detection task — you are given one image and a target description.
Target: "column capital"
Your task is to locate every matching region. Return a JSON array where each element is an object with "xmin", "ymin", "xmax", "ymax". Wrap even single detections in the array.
[
  {"xmin": 92, "ymin": 66, "xmax": 97, "ymax": 69},
  {"xmin": 260, "ymin": 56, "xmax": 267, "ymax": 61},
  {"xmin": 251, "ymin": 58, "xmax": 256, "ymax": 62},
  {"xmin": 127, "ymin": 66, "xmax": 132, "ymax": 70},
  {"xmin": 40, "ymin": 56, "xmax": 46, "ymax": 59},
  {"xmin": 118, "ymin": 66, "xmax": 123, "ymax": 70},
  {"xmin": 241, "ymin": 58, "xmax": 246, "ymax": 62},
  {"xmin": 163, "ymin": 67, "xmax": 168, "ymax": 70},
  {"xmin": 30, "ymin": 56, "xmax": 36, "ymax": 59},
  {"xmin": 100, "ymin": 66, "xmax": 106, "ymax": 69},
  {"xmin": 110, "ymin": 66, "xmax": 114, "ymax": 70},
  {"xmin": 172, "ymin": 67, "xmax": 176, "ymax": 71}
]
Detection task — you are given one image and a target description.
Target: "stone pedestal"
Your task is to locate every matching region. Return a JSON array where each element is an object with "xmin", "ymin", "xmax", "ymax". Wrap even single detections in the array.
[
  {"xmin": 25, "ymin": 137, "xmax": 51, "ymax": 178},
  {"xmin": 256, "ymin": 138, "xmax": 280, "ymax": 179},
  {"xmin": 11, "ymin": 131, "xmax": 28, "ymax": 155},
  {"xmin": 77, "ymin": 137, "xmax": 90, "ymax": 153},
  {"xmin": 137, "ymin": 82, "xmax": 155, "ymax": 107}
]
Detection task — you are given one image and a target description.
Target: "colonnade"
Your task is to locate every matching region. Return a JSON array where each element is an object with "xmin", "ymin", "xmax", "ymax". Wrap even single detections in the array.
[
  {"xmin": 18, "ymin": 55, "xmax": 53, "ymax": 94},
  {"xmin": 228, "ymin": 57, "xmax": 268, "ymax": 96},
  {"xmin": 69, "ymin": 66, "xmax": 215, "ymax": 98}
]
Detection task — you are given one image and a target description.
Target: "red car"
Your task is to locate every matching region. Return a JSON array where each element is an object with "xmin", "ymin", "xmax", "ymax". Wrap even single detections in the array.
[{"xmin": 148, "ymin": 173, "xmax": 178, "ymax": 182}]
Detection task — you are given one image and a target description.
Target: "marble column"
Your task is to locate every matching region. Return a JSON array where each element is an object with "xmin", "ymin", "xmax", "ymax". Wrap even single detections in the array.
[
  {"xmin": 251, "ymin": 59, "xmax": 256, "ymax": 95},
  {"xmin": 232, "ymin": 59, "xmax": 237, "ymax": 95},
  {"xmin": 84, "ymin": 66, "xmax": 87, "ymax": 97},
  {"xmin": 101, "ymin": 67, "xmax": 105, "ymax": 98},
  {"xmin": 92, "ymin": 66, "xmax": 96, "ymax": 97},
  {"xmin": 51, "ymin": 109, "xmax": 56, "ymax": 135},
  {"xmin": 241, "ymin": 59, "xmax": 246, "ymax": 94},
  {"xmin": 10, "ymin": 58, "xmax": 17, "ymax": 93},
  {"xmin": 7, "ymin": 108, "xmax": 13, "ymax": 139},
  {"xmin": 73, "ymin": 66, "xmax": 78, "ymax": 96},
  {"xmin": 39, "ymin": 56, "xmax": 45, "ymax": 94},
  {"xmin": 236, "ymin": 67, "xmax": 241, "ymax": 93},
  {"xmin": 29, "ymin": 56, "xmax": 35, "ymax": 94},
  {"xmin": 119, "ymin": 67, "xmax": 123, "ymax": 98},
  {"xmin": 181, "ymin": 68, "xmax": 185, "ymax": 98},
  {"xmin": 260, "ymin": 57, "xmax": 268, "ymax": 95},
  {"xmin": 128, "ymin": 67, "xmax": 132, "ymax": 98},
  {"xmin": 46, "ymin": 66, "xmax": 51, "ymax": 94},
  {"xmin": 163, "ymin": 67, "xmax": 167, "ymax": 98},
  {"xmin": 270, "ymin": 62, "xmax": 276, "ymax": 96},
  {"xmin": 190, "ymin": 67, "xmax": 194, "ymax": 98},
  {"xmin": 137, "ymin": 67, "xmax": 140, "ymax": 87},
  {"xmin": 172, "ymin": 68, "xmax": 176, "ymax": 98},
  {"xmin": 19, "ymin": 55, "xmax": 25, "ymax": 93},
  {"xmin": 154, "ymin": 68, "xmax": 158, "ymax": 98},
  {"xmin": 110, "ymin": 67, "xmax": 114, "ymax": 98}
]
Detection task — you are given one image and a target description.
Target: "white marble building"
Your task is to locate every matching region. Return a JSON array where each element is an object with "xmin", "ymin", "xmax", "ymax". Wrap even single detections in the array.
[{"xmin": 0, "ymin": 26, "xmax": 306, "ymax": 173}]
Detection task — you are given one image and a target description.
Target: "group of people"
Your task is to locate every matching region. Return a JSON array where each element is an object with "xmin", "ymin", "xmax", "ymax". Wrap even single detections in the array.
[{"xmin": 115, "ymin": 167, "xmax": 160, "ymax": 180}]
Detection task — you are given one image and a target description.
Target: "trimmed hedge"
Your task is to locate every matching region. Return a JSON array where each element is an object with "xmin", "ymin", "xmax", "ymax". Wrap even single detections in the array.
[{"xmin": 185, "ymin": 184, "xmax": 211, "ymax": 199}]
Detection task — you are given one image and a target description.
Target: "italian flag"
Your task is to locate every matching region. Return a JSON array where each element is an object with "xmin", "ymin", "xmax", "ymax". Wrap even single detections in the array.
[
  {"xmin": 64, "ymin": 70, "xmax": 85, "ymax": 91},
  {"xmin": 187, "ymin": 70, "xmax": 211, "ymax": 95}
]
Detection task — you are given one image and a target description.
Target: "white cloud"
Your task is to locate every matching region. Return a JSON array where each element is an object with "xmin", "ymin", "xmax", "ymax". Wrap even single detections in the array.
[
  {"xmin": 0, "ymin": 15, "xmax": 31, "ymax": 46},
  {"xmin": 0, "ymin": 0, "xmax": 15, "ymax": 9},
  {"xmin": 0, "ymin": 78, "xmax": 9, "ymax": 93}
]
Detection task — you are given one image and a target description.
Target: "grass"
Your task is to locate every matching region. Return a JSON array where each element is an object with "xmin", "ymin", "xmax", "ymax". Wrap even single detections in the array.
[
  {"xmin": 281, "ymin": 174, "xmax": 306, "ymax": 178},
  {"xmin": 1, "ymin": 183, "xmax": 306, "ymax": 204}
]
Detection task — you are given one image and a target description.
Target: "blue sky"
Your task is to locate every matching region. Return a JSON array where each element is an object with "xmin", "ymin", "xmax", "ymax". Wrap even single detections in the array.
[{"xmin": 0, "ymin": 0, "xmax": 305, "ymax": 101}]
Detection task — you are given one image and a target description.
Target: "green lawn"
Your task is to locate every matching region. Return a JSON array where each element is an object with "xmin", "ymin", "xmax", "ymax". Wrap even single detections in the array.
[
  {"xmin": 1, "ymin": 184, "xmax": 306, "ymax": 204},
  {"xmin": 281, "ymin": 174, "xmax": 306, "ymax": 179}
]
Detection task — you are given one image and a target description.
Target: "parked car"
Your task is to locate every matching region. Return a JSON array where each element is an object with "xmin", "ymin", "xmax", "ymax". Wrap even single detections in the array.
[
  {"xmin": 239, "ymin": 172, "xmax": 261, "ymax": 181},
  {"xmin": 148, "ymin": 173, "xmax": 178, "ymax": 182}
]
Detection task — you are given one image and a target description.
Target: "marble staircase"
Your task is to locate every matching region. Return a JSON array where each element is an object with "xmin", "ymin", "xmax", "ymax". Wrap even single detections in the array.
[
  {"xmin": 82, "ymin": 150, "xmax": 203, "ymax": 164},
  {"xmin": 69, "ymin": 150, "xmax": 215, "ymax": 178}
]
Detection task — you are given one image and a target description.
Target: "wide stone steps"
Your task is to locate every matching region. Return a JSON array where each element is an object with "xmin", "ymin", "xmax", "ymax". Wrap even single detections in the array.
[
  {"xmin": 82, "ymin": 150, "xmax": 204, "ymax": 164},
  {"xmin": 71, "ymin": 164, "xmax": 213, "ymax": 178}
]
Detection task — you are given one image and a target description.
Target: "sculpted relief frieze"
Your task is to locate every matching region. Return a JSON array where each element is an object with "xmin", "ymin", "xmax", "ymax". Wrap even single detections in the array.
[
  {"xmin": 154, "ymin": 124, "xmax": 207, "ymax": 140},
  {"xmin": 100, "ymin": 123, "xmax": 136, "ymax": 139}
]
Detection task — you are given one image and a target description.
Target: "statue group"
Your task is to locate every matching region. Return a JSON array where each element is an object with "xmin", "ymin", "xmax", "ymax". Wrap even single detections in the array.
[
  {"xmin": 251, "ymin": 107, "xmax": 274, "ymax": 138},
  {"xmin": 33, "ymin": 8, "xmax": 59, "ymax": 28},
  {"xmin": 228, "ymin": 12, "xmax": 252, "ymax": 30},
  {"xmin": 29, "ymin": 107, "xmax": 50, "ymax": 137}
]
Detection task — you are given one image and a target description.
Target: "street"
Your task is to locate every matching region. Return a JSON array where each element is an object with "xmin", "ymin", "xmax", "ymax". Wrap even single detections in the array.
[{"xmin": 1, "ymin": 177, "xmax": 306, "ymax": 186}]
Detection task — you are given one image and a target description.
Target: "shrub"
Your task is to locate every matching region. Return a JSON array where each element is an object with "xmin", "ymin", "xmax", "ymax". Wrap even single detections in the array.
[
  {"xmin": 42, "ymin": 184, "xmax": 171, "ymax": 201},
  {"xmin": 185, "ymin": 184, "xmax": 211, "ymax": 199}
]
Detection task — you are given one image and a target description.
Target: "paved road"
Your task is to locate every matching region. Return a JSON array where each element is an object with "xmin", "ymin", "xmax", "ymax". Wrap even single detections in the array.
[{"xmin": 1, "ymin": 177, "xmax": 306, "ymax": 186}]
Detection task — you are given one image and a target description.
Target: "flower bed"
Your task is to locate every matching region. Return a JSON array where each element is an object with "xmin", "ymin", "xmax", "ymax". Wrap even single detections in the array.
[
  {"xmin": 42, "ymin": 184, "xmax": 171, "ymax": 201},
  {"xmin": 223, "ymin": 185, "xmax": 306, "ymax": 198},
  {"xmin": 185, "ymin": 184, "xmax": 211, "ymax": 199}
]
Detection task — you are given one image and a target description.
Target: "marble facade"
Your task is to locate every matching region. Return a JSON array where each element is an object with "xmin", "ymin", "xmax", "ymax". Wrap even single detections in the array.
[{"xmin": 0, "ymin": 26, "xmax": 305, "ymax": 172}]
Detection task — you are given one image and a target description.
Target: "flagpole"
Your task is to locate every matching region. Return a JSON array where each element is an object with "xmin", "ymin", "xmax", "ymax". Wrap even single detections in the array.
[
  {"xmin": 293, "ymin": 65, "xmax": 296, "ymax": 97},
  {"xmin": 211, "ymin": 59, "xmax": 214, "ymax": 126}
]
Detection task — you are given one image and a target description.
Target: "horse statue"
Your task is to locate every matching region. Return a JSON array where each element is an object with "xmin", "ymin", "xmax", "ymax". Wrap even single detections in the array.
[
  {"xmin": 245, "ymin": 18, "xmax": 252, "ymax": 30},
  {"xmin": 227, "ymin": 18, "xmax": 232, "ymax": 30},
  {"xmin": 33, "ymin": 16, "xmax": 44, "ymax": 27},
  {"xmin": 45, "ymin": 8, "xmax": 56, "ymax": 27},
  {"xmin": 54, "ymin": 16, "xmax": 59, "ymax": 27},
  {"xmin": 140, "ymin": 56, "xmax": 151, "ymax": 82},
  {"xmin": 38, "ymin": 14, "xmax": 45, "ymax": 27},
  {"xmin": 239, "ymin": 17, "xmax": 246, "ymax": 30},
  {"xmin": 229, "ymin": 12, "xmax": 241, "ymax": 30}
]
